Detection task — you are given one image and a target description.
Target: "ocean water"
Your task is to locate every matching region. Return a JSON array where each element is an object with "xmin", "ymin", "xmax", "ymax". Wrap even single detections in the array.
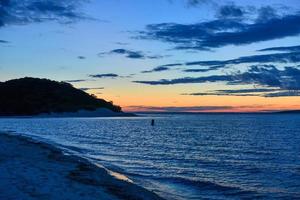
[{"xmin": 0, "ymin": 114, "xmax": 300, "ymax": 200}]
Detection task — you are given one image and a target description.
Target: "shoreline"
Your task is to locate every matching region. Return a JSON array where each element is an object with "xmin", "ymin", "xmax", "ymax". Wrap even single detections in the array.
[
  {"xmin": 0, "ymin": 132, "xmax": 164, "ymax": 200},
  {"xmin": 0, "ymin": 108, "xmax": 136, "ymax": 118}
]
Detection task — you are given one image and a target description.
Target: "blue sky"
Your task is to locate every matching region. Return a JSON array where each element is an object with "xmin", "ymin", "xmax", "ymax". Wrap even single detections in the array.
[{"xmin": 1, "ymin": 0, "xmax": 300, "ymax": 111}]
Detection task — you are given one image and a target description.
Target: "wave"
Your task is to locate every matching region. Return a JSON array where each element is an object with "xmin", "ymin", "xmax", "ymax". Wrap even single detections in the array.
[{"xmin": 126, "ymin": 172, "xmax": 265, "ymax": 198}]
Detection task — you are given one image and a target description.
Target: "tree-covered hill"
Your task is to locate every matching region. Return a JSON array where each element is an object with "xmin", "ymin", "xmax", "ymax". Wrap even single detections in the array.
[{"xmin": 0, "ymin": 77, "xmax": 122, "ymax": 116}]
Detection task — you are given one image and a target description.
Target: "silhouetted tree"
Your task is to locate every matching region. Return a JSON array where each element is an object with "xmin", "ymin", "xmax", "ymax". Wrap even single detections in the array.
[{"xmin": 0, "ymin": 77, "xmax": 122, "ymax": 116}]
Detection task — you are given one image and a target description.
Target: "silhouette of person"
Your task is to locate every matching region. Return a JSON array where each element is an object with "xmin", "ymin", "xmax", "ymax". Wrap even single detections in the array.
[{"xmin": 151, "ymin": 119, "xmax": 155, "ymax": 126}]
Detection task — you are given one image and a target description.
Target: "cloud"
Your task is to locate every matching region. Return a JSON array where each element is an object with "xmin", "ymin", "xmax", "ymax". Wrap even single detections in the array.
[
  {"xmin": 256, "ymin": 6, "xmax": 278, "ymax": 22},
  {"xmin": 138, "ymin": 50, "xmax": 300, "ymax": 78},
  {"xmin": 185, "ymin": 0, "xmax": 211, "ymax": 6},
  {"xmin": 136, "ymin": 64, "xmax": 300, "ymax": 97},
  {"xmin": 99, "ymin": 48, "xmax": 166, "ymax": 59},
  {"xmin": 89, "ymin": 73, "xmax": 119, "ymax": 78},
  {"xmin": 126, "ymin": 105, "xmax": 233, "ymax": 112},
  {"xmin": 134, "ymin": 75, "xmax": 231, "ymax": 85},
  {"xmin": 110, "ymin": 49, "xmax": 144, "ymax": 59},
  {"xmin": 79, "ymin": 87, "xmax": 104, "ymax": 91},
  {"xmin": 217, "ymin": 4, "xmax": 244, "ymax": 19},
  {"xmin": 0, "ymin": 39, "xmax": 9, "ymax": 43},
  {"xmin": 142, "ymin": 66, "xmax": 170, "ymax": 73},
  {"xmin": 183, "ymin": 65, "xmax": 224, "ymax": 72},
  {"xmin": 258, "ymin": 45, "xmax": 300, "ymax": 52},
  {"xmin": 184, "ymin": 88, "xmax": 300, "ymax": 98},
  {"xmin": 183, "ymin": 88, "xmax": 280, "ymax": 97},
  {"xmin": 64, "ymin": 79, "xmax": 88, "ymax": 83},
  {"xmin": 134, "ymin": 65, "xmax": 300, "ymax": 95},
  {"xmin": 263, "ymin": 90, "xmax": 300, "ymax": 97},
  {"xmin": 142, "ymin": 63, "xmax": 183, "ymax": 73},
  {"xmin": 138, "ymin": 10, "xmax": 300, "ymax": 50},
  {"xmin": 160, "ymin": 63, "xmax": 183, "ymax": 67},
  {"xmin": 115, "ymin": 42, "xmax": 129, "ymax": 45},
  {"xmin": 77, "ymin": 56, "xmax": 86, "ymax": 59},
  {"xmin": 0, "ymin": 0, "xmax": 89, "ymax": 28},
  {"xmin": 185, "ymin": 51, "xmax": 300, "ymax": 66}
]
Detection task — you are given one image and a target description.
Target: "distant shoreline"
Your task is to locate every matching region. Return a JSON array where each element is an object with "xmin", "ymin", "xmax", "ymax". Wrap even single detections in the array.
[
  {"xmin": 134, "ymin": 110, "xmax": 300, "ymax": 115},
  {"xmin": 0, "ymin": 108, "xmax": 137, "ymax": 118},
  {"xmin": 0, "ymin": 132, "xmax": 163, "ymax": 200}
]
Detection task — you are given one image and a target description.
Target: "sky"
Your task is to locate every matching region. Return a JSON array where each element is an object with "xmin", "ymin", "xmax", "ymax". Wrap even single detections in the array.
[{"xmin": 1, "ymin": 0, "xmax": 300, "ymax": 112}]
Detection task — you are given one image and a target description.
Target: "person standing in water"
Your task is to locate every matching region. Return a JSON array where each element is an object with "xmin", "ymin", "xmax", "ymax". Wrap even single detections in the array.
[{"xmin": 151, "ymin": 119, "xmax": 155, "ymax": 126}]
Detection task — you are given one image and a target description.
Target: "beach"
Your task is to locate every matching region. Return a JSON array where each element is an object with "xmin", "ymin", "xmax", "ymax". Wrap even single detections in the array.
[{"xmin": 0, "ymin": 132, "xmax": 164, "ymax": 200}]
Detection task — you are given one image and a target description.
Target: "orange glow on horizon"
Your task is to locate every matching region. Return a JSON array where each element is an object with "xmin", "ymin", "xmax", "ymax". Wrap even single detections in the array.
[{"xmin": 92, "ymin": 90, "xmax": 300, "ymax": 112}]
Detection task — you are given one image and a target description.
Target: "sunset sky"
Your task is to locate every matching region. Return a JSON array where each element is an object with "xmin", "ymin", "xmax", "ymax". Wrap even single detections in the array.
[{"xmin": 1, "ymin": 0, "xmax": 300, "ymax": 112}]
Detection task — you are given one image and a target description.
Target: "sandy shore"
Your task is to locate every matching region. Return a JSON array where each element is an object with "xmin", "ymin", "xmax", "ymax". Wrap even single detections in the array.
[{"xmin": 0, "ymin": 133, "xmax": 164, "ymax": 200}]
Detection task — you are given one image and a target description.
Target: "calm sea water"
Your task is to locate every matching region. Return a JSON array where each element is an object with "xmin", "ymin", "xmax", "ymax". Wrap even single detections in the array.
[{"xmin": 0, "ymin": 114, "xmax": 300, "ymax": 200}]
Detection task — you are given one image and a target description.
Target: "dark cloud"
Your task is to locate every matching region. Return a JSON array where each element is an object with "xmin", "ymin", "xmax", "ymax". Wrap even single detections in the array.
[
  {"xmin": 263, "ymin": 90, "xmax": 300, "ymax": 97},
  {"xmin": 134, "ymin": 75, "xmax": 231, "ymax": 85},
  {"xmin": 0, "ymin": 0, "xmax": 90, "ymax": 28},
  {"xmin": 138, "ymin": 11, "xmax": 300, "ymax": 50},
  {"xmin": 143, "ymin": 62, "xmax": 217, "ymax": 74},
  {"xmin": 79, "ymin": 87, "xmax": 104, "ymax": 91},
  {"xmin": 99, "ymin": 48, "xmax": 165, "ymax": 59},
  {"xmin": 185, "ymin": 0, "xmax": 211, "ymax": 6},
  {"xmin": 147, "ymin": 55, "xmax": 167, "ymax": 59},
  {"xmin": 89, "ymin": 73, "xmax": 119, "ymax": 78},
  {"xmin": 186, "ymin": 52, "xmax": 300, "ymax": 66},
  {"xmin": 111, "ymin": 49, "xmax": 144, "ymax": 59},
  {"xmin": 115, "ymin": 42, "xmax": 129, "ymax": 45},
  {"xmin": 183, "ymin": 65, "xmax": 224, "ymax": 72},
  {"xmin": 258, "ymin": 45, "xmax": 300, "ymax": 52},
  {"xmin": 183, "ymin": 88, "xmax": 280, "ymax": 97},
  {"xmin": 160, "ymin": 63, "xmax": 183, "ymax": 67},
  {"xmin": 77, "ymin": 56, "xmax": 86, "ymax": 59},
  {"xmin": 141, "ymin": 50, "xmax": 300, "ymax": 75},
  {"xmin": 142, "ymin": 66, "xmax": 170, "ymax": 73},
  {"xmin": 217, "ymin": 4, "xmax": 244, "ymax": 19},
  {"xmin": 64, "ymin": 79, "xmax": 88, "ymax": 83},
  {"xmin": 256, "ymin": 6, "xmax": 278, "ymax": 22},
  {"xmin": 0, "ymin": 39, "xmax": 9, "ymax": 43},
  {"xmin": 184, "ymin": 88, "xmax": 300, "ymax": 98},
  {"xmin": 127, "ymin": 105, "xmax": 233, "ymax": 112},
  {"xmin": 134, "ymin": 65, "xmax": 300, "ymax": 95}
]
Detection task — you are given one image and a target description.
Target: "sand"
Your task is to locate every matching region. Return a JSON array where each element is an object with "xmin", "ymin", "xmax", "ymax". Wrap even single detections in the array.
[{"xmin": 0, "ymin": 133, "xmax": 164, "ymax": 200}]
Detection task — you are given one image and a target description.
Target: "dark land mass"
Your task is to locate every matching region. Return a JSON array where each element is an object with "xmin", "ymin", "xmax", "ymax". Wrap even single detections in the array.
[
  {"xmin": 0, "ymin": 77, "xmax": 122, "ymax": 116},
  {"xmin": 274, "ymin": 110, "xmax": 300, "ymax": 114},
  {"xmin": 136, "ymin": 111, "xmax": 300, "ymax": 115}
]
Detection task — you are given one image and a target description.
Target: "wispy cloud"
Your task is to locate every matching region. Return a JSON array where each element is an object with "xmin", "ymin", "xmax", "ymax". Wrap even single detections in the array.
[
  {"xmin": 98, "ymin": 48, "xmax": 166, "ymax": 59},
  {"xmin": 184, "ymin": 89, "xmax": 300, "ymax": 98},
  {"xmin": 0, "ymin": 0, "xmax": 91, "ymax": 28},
  {"xmin": 183, "ymin": 65, "xmax": 225, "ymax": 72},
  {"xmin": 79, "ymin": 87, "xmax": 104, "ymax": 91},
  {"xmin": 134, "ymin": 65, "xmax": 300, "ymax": 97},
  {"xmin": 185, "ymin": 0, "xmax": 211, "ymax": 6},
  {"xmin": 258, "ymin": 45, "xmax": 300, "ymax": 52},
  {"xmin": 0, "ymin": 39, "xmax": 9, "ymax": 43},
  {"xmin": 183, "ymin": 88, "xmax": 279, "ymax": 97},
  {"xmin": 64, "ymin": 79, "xmax": 88, "ymax": 83},
  {"xmin": 126, "ymin": 104, "xmax": 274, "ymax": 112},
  {"xmin": 142, "ymin": 66, "xmax": 170, "ymax": 73},
  {"xmin": 141, "ymin": 63, "xmax": 183, "ymax": 73},
  {"xmin": 77, "ymin": 56, "xmax": 86, "ymax": 59},
  {"xmin": 185, "ymin": 52, "xmax": 300, "ymax": 66},
  {"xmin": 126, "ymin": 105, "xmax": 233, "ymax": 112},
  {"xmin": 89, "ymin": 73, "xmax": 119, "ymax": 78},
  {"xmin": 217, "ymin": 3, "xmax": 244, "ymax": 19},
  {"xmin": 139, "ymin": 49, "xmax": 300, "ymax": 74}
]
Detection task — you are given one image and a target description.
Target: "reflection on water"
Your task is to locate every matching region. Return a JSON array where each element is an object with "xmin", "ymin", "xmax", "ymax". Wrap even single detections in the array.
[{"xmin": 0, "ymin": 114, "xmax": 300, "ymax": 199}]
